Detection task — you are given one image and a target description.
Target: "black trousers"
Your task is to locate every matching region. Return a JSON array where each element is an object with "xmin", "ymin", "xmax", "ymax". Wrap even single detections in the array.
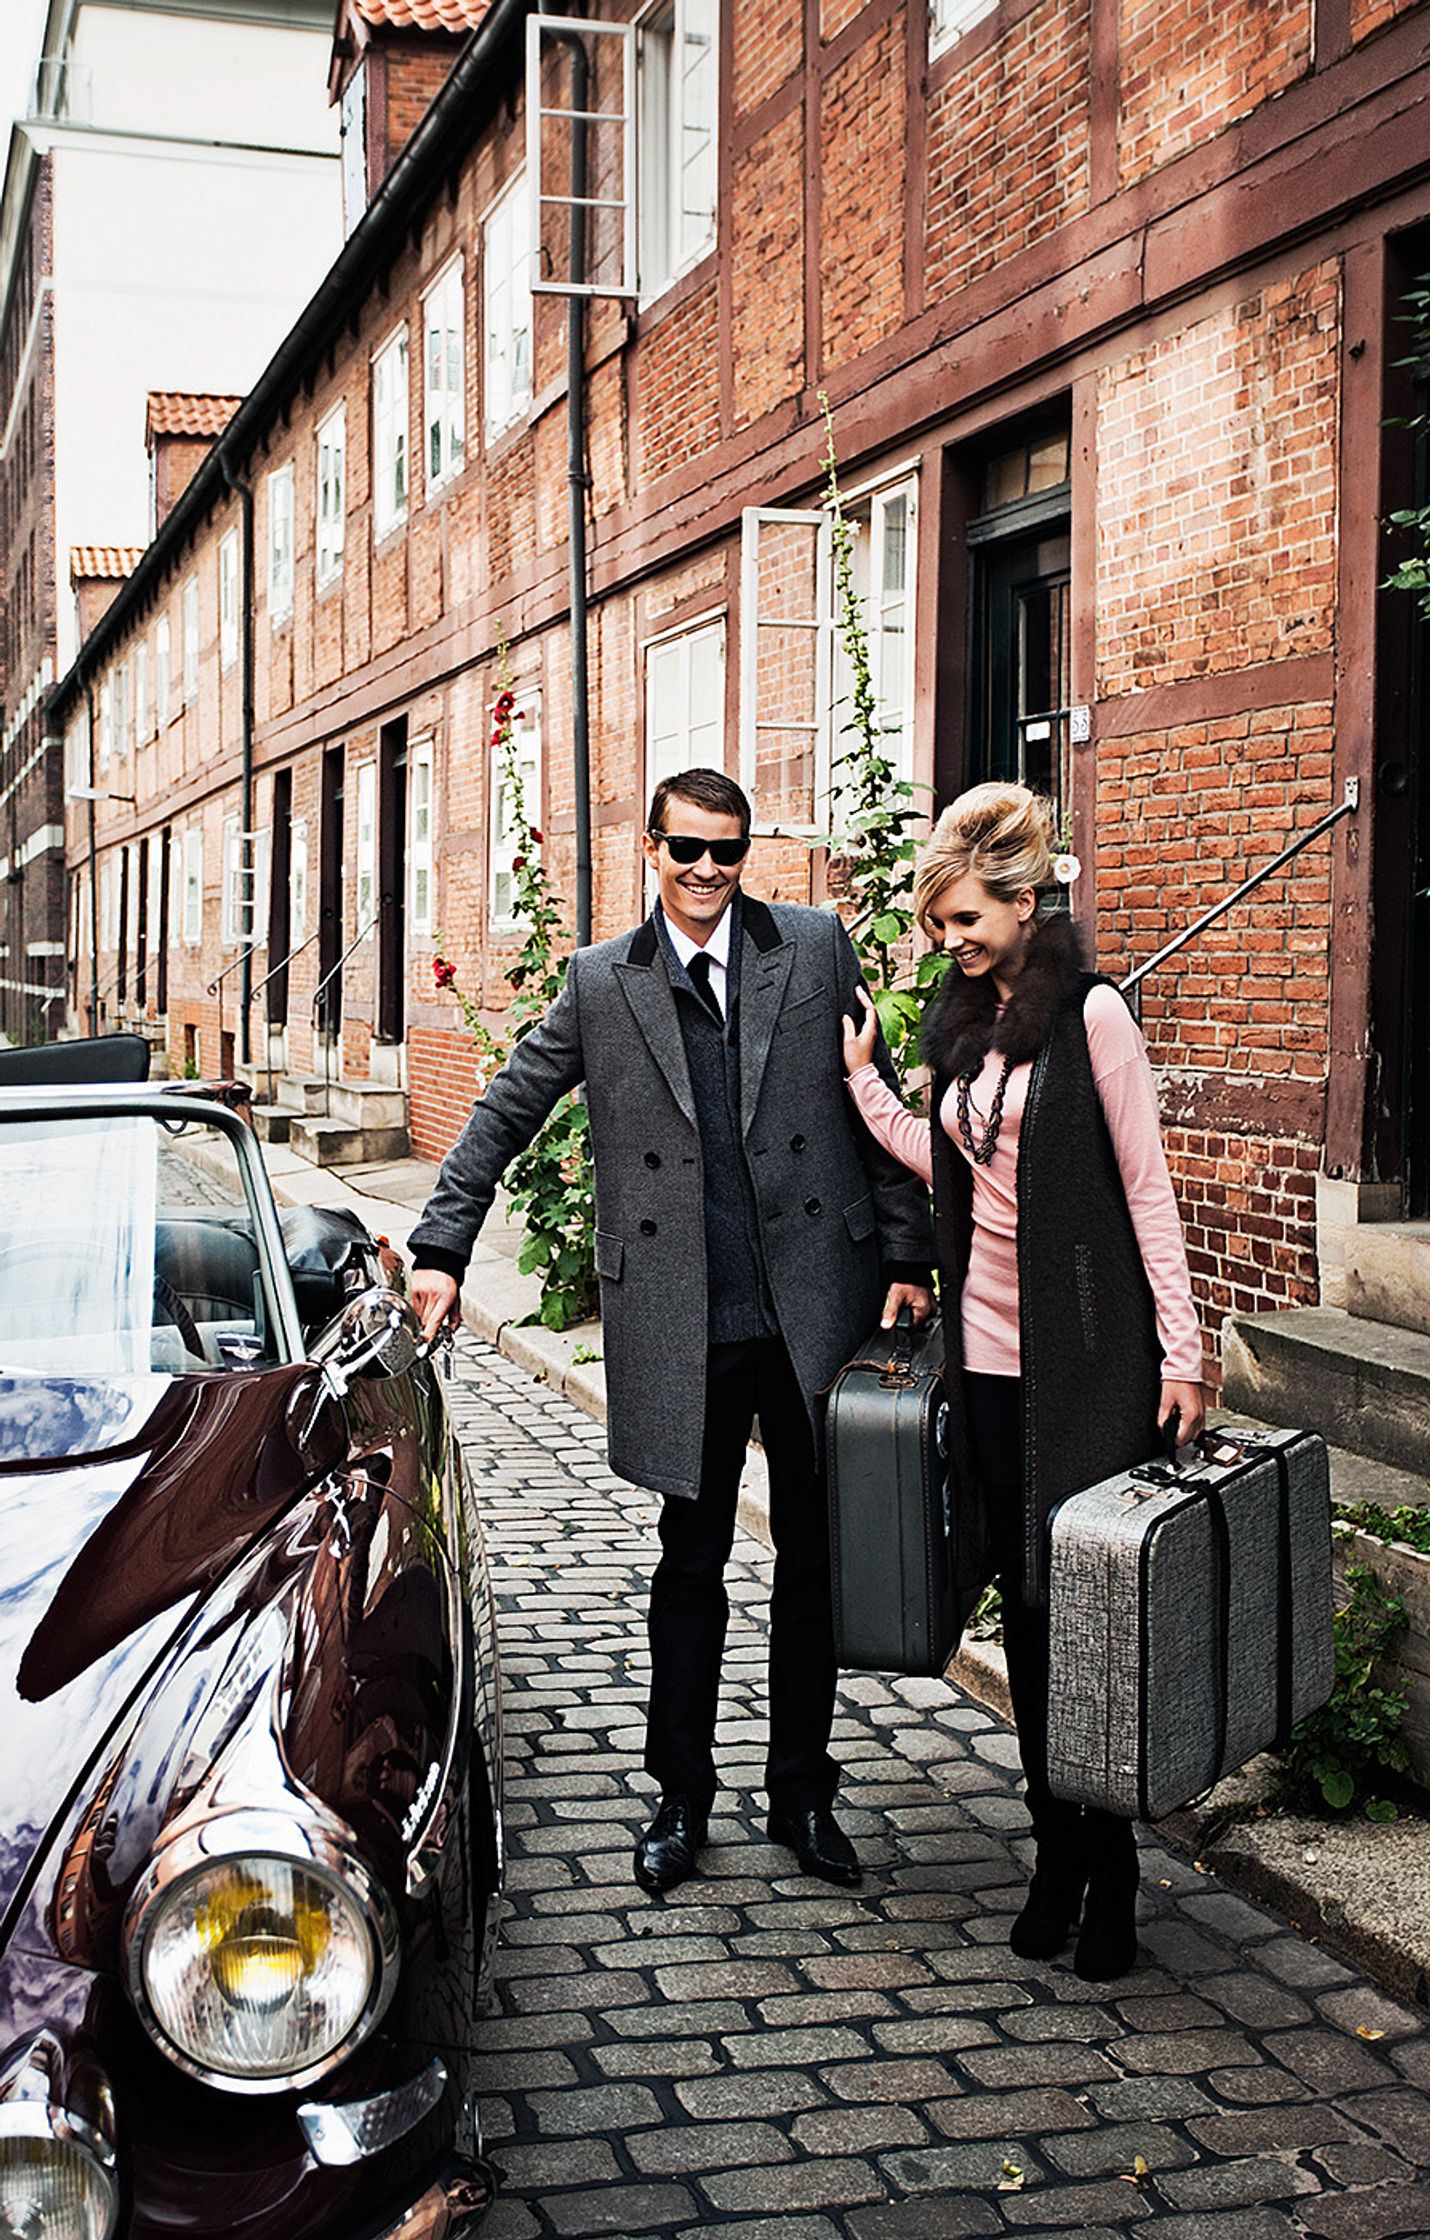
[
  {"xmin": 644, "ymin": 1336, "xmax": 839, "ymax": 1816},
  {"xmin": 964, "ymin": 1370, "xmax": 1136, "ymax": 1876}
]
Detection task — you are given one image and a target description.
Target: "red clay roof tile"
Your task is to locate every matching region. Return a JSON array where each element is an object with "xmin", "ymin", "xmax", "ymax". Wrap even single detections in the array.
[
  {"xmin": 70, "ymin": 546, "xmax": 146, "ymax": 583},
  {"xmin": 349, "ymin": 0, "xmax": 487, "ymax": 30},
  {"xmin": 144, "ymin": 391, "xmax": 244, "ymax": 444}
]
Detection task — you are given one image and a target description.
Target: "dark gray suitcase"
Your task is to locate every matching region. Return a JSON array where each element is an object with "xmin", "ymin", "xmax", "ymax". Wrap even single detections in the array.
[
  {"xmin": 826, "ymin": 1312, "xmax": 972, "ymax": 1677},
  {"xmin": 1046, "ymin": 1426, "xmax": 1334, "ymax": 1820}
]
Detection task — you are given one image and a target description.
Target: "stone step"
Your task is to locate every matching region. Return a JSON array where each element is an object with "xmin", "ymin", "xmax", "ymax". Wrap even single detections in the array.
[
  {"xmin": 1346, "ymin": 1221, "xmax": 1430, "ymax": 1341},
  {"xmin": 251, "ymin": 1104, "xmax": 302, "ymax": 1145},
  {"xmin": 280, "ymin": 1074, "xmax": 331, "ymax": 1115},
  {"xmin": 327, "ymin": 1079, "xmax": 408, "ymax": 1133},
  {"xmin": 288, "ymin": 1115, "xmax": 411, "ymax": 1167},
  {"xmin": 1222, "ymin": 1306, "xmax": 1430, "ymax": 1479}
]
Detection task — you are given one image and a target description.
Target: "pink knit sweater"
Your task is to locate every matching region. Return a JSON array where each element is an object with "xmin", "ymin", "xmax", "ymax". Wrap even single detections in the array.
[{"xmin": 849, "ymin": 983, "xmax": 1203, "ymax": 1382}]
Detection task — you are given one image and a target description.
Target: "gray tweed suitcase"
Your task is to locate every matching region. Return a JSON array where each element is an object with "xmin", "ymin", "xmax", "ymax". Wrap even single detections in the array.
[
  {"xmin": 826, "ymin": 1312, "xmax": 969, "ymax": 1677},
  {"xmin": 1045, "ymin": 1427, "xmax": 1333, "ymax": 1821}
]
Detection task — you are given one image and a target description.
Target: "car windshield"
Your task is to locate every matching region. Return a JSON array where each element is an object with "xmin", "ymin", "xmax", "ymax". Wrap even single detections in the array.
[{"xmin": 0, "ymin": 1110, "xmax": 284, "ymax": 1377}]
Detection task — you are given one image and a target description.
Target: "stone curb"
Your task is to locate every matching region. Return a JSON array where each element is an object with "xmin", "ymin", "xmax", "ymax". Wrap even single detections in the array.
[{"xmin": 263, "ymin": 1148, "xmax": 1429, "ymax": 2018}]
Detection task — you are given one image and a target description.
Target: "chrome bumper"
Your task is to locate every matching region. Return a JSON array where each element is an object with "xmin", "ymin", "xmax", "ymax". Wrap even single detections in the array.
[{"xmin": 375, "ymin": 2157, "xmax": 497, "ymax": 2240}]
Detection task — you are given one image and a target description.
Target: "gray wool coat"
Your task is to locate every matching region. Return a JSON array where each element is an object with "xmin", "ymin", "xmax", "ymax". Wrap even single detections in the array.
[{"xmin": 409, "ymin": 893, "xmax": 934, "ymax": 1501}]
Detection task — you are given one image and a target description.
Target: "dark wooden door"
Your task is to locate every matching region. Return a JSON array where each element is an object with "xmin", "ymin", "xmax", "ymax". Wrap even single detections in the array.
[
  {"xmin": 377, "ymin": 718, "xmax": 407, "ymax": 1046},
  {"xmin": 318, "ymin": 745, "xmax": 345, "ymax": 1042}
]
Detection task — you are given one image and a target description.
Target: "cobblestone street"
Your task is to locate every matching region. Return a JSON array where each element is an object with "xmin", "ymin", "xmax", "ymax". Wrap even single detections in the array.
[{"xmin": 450, "ymin": 1337, "xmax": 1430, "ymax": 2240}]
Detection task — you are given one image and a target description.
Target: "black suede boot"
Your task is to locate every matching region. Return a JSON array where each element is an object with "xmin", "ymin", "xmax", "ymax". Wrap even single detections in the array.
[
  {"xmin": 1073, "ymin": 1817, "xmax": 1139, "ymax": 1980},
  {"xmin": 1010, "ymin": 1849, "xmax": 1087, "ymax": 1960}
]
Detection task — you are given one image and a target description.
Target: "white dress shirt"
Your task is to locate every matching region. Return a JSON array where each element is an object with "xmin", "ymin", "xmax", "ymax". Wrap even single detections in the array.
[{"xmin": 663, "ymin": 903, "xmax": 733, "ymax": 1020}]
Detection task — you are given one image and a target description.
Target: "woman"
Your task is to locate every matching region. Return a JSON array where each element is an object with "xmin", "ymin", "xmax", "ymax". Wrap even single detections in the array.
[{"xmin": 842, "ymin": 783, "xmax": 1204, "ymax": 1980}]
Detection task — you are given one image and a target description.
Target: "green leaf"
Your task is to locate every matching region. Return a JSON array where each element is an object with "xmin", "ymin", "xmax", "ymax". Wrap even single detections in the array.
[
  {"xmin": 1365, "ymin": 1796, "xmax": 1399, "ymax": 1823},
  {"xmin": 871, "ymin": 913, "xmax": 906, "ymax": 945},
  {"xmin": 1320, "ymin": 1768, "xmax": 1355, "ymax": 1811}
]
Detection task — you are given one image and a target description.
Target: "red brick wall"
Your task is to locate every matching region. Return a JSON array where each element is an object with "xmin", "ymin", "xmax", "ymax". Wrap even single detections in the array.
[
  {"xmin": 820, "ymin": 15, "xmax": 906, "ymax": 369},
  {"xmin": 634, "ymin": 285, "xmax": 722, "ymax": 487},
  {"xmin": 1351, "ymin": 0, "xmax": 1423, "ymax": 33},
  {"xmin": 731, "ymin": 110, "xmax": 806, "ymax": 429},
  {"xmin": 733, "ymin": 0, "xmax": 803, "ymax": 116},
  {"xmin": 1118, "ymin": 0, "xmax": 1311, "ymax": 185},
  {"xmin": 925, "ymin": 0, "xmax": 1091, "ymax": 304},
  {"xmin": 1168, "ymin": 1130, "xmax": 1320, "ymax": 1374},
  {"xmin": 408, "ymin": 1024, "xmax": 483, "ymax": 1161},
  {"xmin": 1095, "ymin": 265, "xmax": 1339, "ymax": 696}
]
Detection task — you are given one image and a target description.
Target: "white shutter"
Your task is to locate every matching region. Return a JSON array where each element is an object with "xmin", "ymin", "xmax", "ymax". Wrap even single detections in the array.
[
  {"xmin": 527, "ymin": 15, "xmax": 636, "ymax": 299},
  {"xmin": 738, "ymin": 507, "xmax": 831, "ymax": 835}
]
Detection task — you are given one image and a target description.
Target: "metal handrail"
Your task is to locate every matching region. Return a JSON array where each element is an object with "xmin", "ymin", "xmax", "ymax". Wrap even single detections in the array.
[
  {"xmin": 1119, "ymin": 778, "xmax": 1360, "ymax": 1003},
  {"xmin": 250, "ymin": 925, "xmax": 320, "ymax": 1006},
  {"xmin": 206, "ymin": 942, "xmax": 261, "ymax": 999},
  {"xmin": 311, "ymin": 910, "xmax": 382, "ymax": 1117}
]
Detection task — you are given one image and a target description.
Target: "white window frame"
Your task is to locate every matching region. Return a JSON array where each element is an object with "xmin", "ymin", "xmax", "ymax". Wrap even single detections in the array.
[
  {"xmin": 97, "ymin": 678, "xmax": 113, "ymax": 772},
  {"xmin": 484, "ymin": 173, "xmax": 534, "ymax": 440},
  {"xmin": 135, "ymin": 640, "xmax": 150, "ymax": 744},
  {"xmin": 372, "ymin": 325, "xmax": 410, "ymax": 542},
  {"xmin": 738, "ymin": 506, "xmax": 831, "ymax": 836},
  {"xmin": 409, "ymin": 738, "xmax": 434, "ymax": 936},
  {"xmin": 183, "ymin": 825, "xmax": 203, "ymax": 945},
  {"xmin": 316, "ymin": 404, "xmax": 346, "ymax": 587},
  {"xmin": 490, "ymin": 694, "xmax": 543, "ymax": 930},
  {"xmin": 828, "ymin": 467, "xmax": 919, "ymax": 797},
  {"xmin": 526, "ymin": 15, "xmax": 637, "ymax": 300},
  {"xmin": 635, "ymin": 0, "xmax": 718, "ymax": 304},
  {"xmin": 643, "ymin": 611, "xmax": 726, "ymax": 796},
  {"xmin": 355, "ymin": 761, "xmax": 377, "ymax": 935},
  {"xmin": 222, "ymin": 813, "xmax": 242, "ymax": 948},
  {"xmin": 114, "ymin": 661, "xmax": 130, "ymax": 759},
  {"xmin": 100, "ymin": 856, "xmax": 114, "ymax": 954},
  {"xmin": 423, "ymin": 257, "xmax": 466, "ymax": 491},
  {"xmin": 290, "ymin": 818, "xmax": 309, "ymax": 947},
  {"xmin": 182, "ymin": 575, "xmax": 199, "ymax": 702},
  {"xmin": 156, "ymin": 614, "xmax": 171, "ymax": 728},
  {"xmin": 268, "ymin": 463, "xmax": 295, "ymax": 622},
  {"xmin": 219, "ymin": 531, "xmax": 239, "ymax": 672},
  {"xmin": 929, "ymin": 0, "xmax": 999, "ymax": 61}
]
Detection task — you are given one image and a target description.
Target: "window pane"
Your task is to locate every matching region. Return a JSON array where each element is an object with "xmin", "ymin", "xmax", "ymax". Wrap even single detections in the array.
[{"xmin": 678, "ymin": 0, "xmax": 717, "ymax": 264}]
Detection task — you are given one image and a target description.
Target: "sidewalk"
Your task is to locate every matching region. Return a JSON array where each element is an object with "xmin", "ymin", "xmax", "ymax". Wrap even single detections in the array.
[{"xmin": 262, "ymin": 1138, "xmax": 1430, "ymax": 2017}]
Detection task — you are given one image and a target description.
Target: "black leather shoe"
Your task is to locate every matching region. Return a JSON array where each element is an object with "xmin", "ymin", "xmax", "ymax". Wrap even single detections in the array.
[
  {"xmin": 766, "ymin": 1804, "xmax": 861, "ymax": 1888},
  {"xmin": 634, "ymin": 1796, "xmax": 707, "ymax": 1893}
]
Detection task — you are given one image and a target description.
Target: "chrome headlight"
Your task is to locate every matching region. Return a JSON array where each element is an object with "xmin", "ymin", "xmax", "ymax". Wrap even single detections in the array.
[
  {"xmin": 125, "ymin": 1825, "xmax": 398, "ymax": 2093},
  {"xmin": 0, "ymin": 2123, "xmax": 116, "ymax": 2240}
]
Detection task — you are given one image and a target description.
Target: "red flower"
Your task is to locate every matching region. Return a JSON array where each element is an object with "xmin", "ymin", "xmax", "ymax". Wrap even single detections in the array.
[
  {"xmin": 511, "ymin": 854, "xmax": 526, "ymax": 874},
  {"xmin": 494, "ymin": 690, "xmax": 517, "ymax": 719},
  {"xmin": 529, "ymin": 826, "xmax": 543, "ymax": 844},
  {"xmin": 433, "ymin": 956, "xmax": 456, "ymax": 989}
]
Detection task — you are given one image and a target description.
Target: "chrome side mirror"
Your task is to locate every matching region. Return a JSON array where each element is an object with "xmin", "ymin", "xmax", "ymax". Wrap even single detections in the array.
[{"xmin": 316, "ymin": 1287, "xmax": 423, "ymax": 1392}]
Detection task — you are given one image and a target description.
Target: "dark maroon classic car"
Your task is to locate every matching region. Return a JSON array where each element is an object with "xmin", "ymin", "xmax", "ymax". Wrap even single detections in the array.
[{"xmin": 0, "ymin": 1085, "xmax": 502, "ymax": 2240}]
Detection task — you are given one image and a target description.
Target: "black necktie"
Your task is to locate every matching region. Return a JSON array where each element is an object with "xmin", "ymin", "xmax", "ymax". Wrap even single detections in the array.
[{"xmin": 688, "ymin": 951, "xmax": 723, "ymax": 1022}]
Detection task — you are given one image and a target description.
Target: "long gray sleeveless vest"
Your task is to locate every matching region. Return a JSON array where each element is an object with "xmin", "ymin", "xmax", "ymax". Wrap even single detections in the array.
[{"xmin": 925, "ymin": 914, "xmax": 1163, "ymax": 1608}]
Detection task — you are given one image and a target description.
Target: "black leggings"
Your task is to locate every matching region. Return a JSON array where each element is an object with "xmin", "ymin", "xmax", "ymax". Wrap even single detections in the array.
[{"xmin": 964, "ymin": 1370, "xmax": 1136, "ymax": 1877}]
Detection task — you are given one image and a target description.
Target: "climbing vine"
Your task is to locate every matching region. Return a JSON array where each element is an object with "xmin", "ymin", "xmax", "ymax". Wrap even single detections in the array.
[{"xmin": 433, "ymin": 676, "xmax": 596, "ymax": 1333}]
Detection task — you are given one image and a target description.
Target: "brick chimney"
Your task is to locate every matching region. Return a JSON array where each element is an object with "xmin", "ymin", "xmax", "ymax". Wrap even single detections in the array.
[
  {"xmin": 70, "ymin": 547, "xmax": 145, "ymax": 641},
  {"xmin": 329, "ymin": 0, "xmax": 485, "ymax": 234},
  {"xmin": 145, "ymin": 391, "xmax": 243, "ymax": 533}
]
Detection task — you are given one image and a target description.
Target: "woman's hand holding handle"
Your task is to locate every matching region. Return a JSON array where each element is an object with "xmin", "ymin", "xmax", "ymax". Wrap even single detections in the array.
[
  {"xmin": 1158, "ymin": 1378, "xmax": 1205, "ymax": 1454},
  {"xmin": 842, "ymin": 984, "xmax": 881, "ymax": 1076}
]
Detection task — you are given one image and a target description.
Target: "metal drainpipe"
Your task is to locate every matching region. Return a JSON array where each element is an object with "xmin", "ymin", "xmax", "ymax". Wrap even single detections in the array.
[
  {"xmin": 221, "ymin": 457, "xmax": 256, "ymax": 1066},
  {"xmin": 557, "ymin": 26, "xmax": 592, "ymax": 948},
  {"xmin": 84, "ymin": 672, "xmax": 99, "ymax": 1031}
]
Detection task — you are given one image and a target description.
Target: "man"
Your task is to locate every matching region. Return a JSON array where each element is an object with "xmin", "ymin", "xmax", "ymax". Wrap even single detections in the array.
[{"xmin": 410, "ymin": 768, "xmax": 933, "ymax": 1893}]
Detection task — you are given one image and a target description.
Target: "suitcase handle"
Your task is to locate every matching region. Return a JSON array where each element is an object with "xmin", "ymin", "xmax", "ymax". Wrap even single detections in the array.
[{"xmin": 878, "ymin": 1304, "xmax": 919, "ymax": 1390}]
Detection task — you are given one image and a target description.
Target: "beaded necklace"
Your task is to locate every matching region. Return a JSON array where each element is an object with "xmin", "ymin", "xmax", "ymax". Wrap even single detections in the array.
[{"xmin": 954, "ymin": 1049, "xmax": 1015, "ymax": 1166}]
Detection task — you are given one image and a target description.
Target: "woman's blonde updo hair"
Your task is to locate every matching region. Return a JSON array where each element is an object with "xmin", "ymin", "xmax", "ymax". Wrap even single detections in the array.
[{"xmin": 913, "ymin": 782, "xmax": 1056, "ymax": 937}]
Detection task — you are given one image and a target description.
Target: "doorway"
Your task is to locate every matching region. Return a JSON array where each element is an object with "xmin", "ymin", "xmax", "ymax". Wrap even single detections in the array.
[
  {"xmin": 967, "ymin": 426, "xmax": 1073, "ymax": 825},
  {"xmin": 318, "ymin": 744, "xmax": 345, "ymax": 1048},
  {"xmin": 267, "ymin": 768, "xmax": 293, "ymax": 1069},
  {"xmin": 377, "ymin": 717, "xmax": 407, "ymax": 1052}
]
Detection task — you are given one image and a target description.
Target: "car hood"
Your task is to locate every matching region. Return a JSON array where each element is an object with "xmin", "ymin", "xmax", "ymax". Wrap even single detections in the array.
[{"xmin": 0, "ymin": 1365, "xmax": 338, "ymax": 1929}]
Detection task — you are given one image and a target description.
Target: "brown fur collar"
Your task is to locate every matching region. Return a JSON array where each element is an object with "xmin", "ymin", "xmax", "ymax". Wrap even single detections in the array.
[{"xmin": 921, "ymin": 910, "xmax": 1089, "ymax": 1079}]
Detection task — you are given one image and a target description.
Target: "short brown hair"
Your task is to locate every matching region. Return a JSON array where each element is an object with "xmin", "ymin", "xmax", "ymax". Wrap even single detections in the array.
[{"xmin": 647, "ymin": 767, "xmax": 751, "ymax": 838}]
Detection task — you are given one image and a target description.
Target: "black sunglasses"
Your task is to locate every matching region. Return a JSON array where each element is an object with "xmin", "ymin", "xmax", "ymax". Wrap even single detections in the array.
[{"xmin": 649, "ymin": 830, "xmax": 751, "ymax": 867}]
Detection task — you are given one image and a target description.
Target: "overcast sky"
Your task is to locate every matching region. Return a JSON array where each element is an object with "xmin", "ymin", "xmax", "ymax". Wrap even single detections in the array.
[{"xmin": 3, "ymin": 1, "xmax": 54, "ymax": 150}]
